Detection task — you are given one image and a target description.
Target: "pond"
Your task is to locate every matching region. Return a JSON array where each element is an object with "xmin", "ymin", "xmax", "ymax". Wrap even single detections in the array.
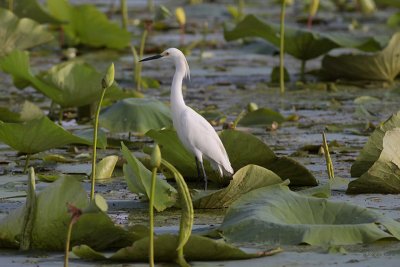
[{"xmin": 1, "ymin": 0, "xmax": 400, "ymax": 266}]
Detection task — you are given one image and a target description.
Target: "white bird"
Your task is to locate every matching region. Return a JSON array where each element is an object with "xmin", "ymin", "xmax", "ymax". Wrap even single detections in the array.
[{"xmin": 140, "ymin": 48, "xmax": 234, "ymax": 190}]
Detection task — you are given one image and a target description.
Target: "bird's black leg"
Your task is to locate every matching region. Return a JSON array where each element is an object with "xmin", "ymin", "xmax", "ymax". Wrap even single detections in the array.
[{"xmin": 200, "ymin": 161, "xmax": 208, "ymax": 191}]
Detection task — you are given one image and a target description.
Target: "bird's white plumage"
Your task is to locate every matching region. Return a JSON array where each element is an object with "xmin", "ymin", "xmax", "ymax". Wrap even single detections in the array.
[{"xmin": 162, "ymin": 48, "xmax": 233, "ymax": 177}]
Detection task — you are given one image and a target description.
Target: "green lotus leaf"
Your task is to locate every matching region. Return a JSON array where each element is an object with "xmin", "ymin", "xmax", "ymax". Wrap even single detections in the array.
[
  {"xmin": 39, "ymin": 60, "xmax": 123, "ymax": 108},
  {"xmin": 220, "ymin": 130, "xmax": 317, "ymax": 186},
  {"xmin": 351, "ymin": 111, "xmax": 400, "ymax": 177},
  {"xmin": 0, "ymin": 176, "xmax": 134, "ymax": 250},
  {"xmin": 347, "ymin": 128, "xmax": 400, "ymax": 194},
  {"xmin": 73, "ymin": 234, "xmax": 270, "ymax": 262},
  {"xmin": 0, "ymin": 0, "xmax": 62, "ymax": 24},
  {"xmin": 121, "ymin": 142, "xmax": 177, "ymax": 211},
  {"xmin": 193, "ymin": 164, "xmax": 282, "ymax": 209},
  {"xmin": 47, "ymin": 1, "xmax": 130, "ymax": 49},
  {"xmin": 146, "ymin": 129, "xmax": 317, "ymax": 186},
  {"xmin": 0, "ymin": 8, "xmax": 53, "ymax": 57},
  {"xmin": 73, "ymin": 128, "xmax": 107, "ymax": 149},
  {"xmin": 0, "ymin": 101, "xmax": 43, "ymax": 122},
  {"xmin": 0, "ymin": 116, "xmax": 93, "ymax": 154},
  {"xmin": 0, "ymin": 50, "xmax": 127, "ymax": 108},
  {"xmin": 220, "ymin": 183, "xmax": 400, "ymax": 245},
  {"xmin": 99, "ymin": 98, "xmax": 172, "ymax": 134},
  {"xmin": 238, "ymin": 108, "xmax": 285, "ymax": 126},
  {"xmin": 146, "ymin": 129, "xmax": 201, "ymax": 181},
  {"xmin": 224, "ymin": 15, "xmax": 385, "ymax": 61},
  {"xmin": 93, "ymin": 155, "xmax": 118, "ymax": 180},
  {"xmin": 322, "ymin": 32, "xmax": 400, "ymax": 82}
]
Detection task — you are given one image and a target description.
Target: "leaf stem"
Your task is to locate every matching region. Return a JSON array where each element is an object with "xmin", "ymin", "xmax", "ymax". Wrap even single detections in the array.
[
  {"xmin": 64, "ymin": 217, "xmax": 74, "ymax": 267},
  {"xmin": 300, "ymin": 60, "xmax": 306, "ymax": 82},
  {"xmin": 90, "ymin": 88, "xmax": 107, "ymax": 200},
  {"xmin": 279, "ymin": 0, "xmax": 286, "ymax": 94},
  {"xmin": 149, "ymin": 167, "xmax": 157, "ymax": 267},
  {"xmin": 121, "ymin": 0, "xmax": 128, "ymax": 29},
  {"xmin": 23, "ymin": 154, "xmax": 31, "ymax": 174},
  {"xmin": 322, "ymin": 132, "xmax": 335, "ymax": 180}
]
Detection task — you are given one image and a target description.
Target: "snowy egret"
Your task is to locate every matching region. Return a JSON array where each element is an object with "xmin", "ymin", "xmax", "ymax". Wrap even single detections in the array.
[{"xmin": 140, "ymin": 48, "xmax": 234, "ymax": 190}]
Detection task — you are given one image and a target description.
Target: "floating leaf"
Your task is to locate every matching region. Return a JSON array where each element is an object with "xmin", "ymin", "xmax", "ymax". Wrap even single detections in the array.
[
  {"xmin": 0, "ymin": 176, "xmax": 134, "ymax": 249},
  {"xmin": 121, "ymin": 142, "xmax": 177, "ymax": 211},
  {"xmin": 220, "ymin": 183, "xmax": 400, "ymax": 245},
  {"xmin": 224, "ymin": 15, "xmax": 385, "ymax": 61},
  {"xmin": 161, "ymin": 159, "xmax": 193, "ymax": 261},
  {"xmin": 73, "ymin": 234, "xmax": 272, "ymax": 262},
  {"xmin": 322, "ymin": 32, "xmax": 400, "ymax": 82},
  {"xmin": 220, "ymin": 130, "xmax": 317, "ymax": 186},
  {"xmin": 47, "ymin": 1, "xmax": 130, "ymax": 49},
  {"xmin": 0, "ymin": 50, "xmax": 127, "ymax": 108},
  {"xmin": 351, "ymin": 111, "xmax": 400, "ymax": 177},
  {"xmin": 100, "ymin": 98, "xmax": 172, "ymax": 134},
  {"xmin": 238, "ymin": 108, "xmax": 285, "ymax": 127},
  {"xmin": 0, "ymin": 8, "xmax": 53, "ymax": 57},
  {"xmin": 0, "ymin": 117, "xmax": 91, "ymax": 154},
  {"xmin": 40, "ymin": 60, "xmax": 123, "ymax": 108},
  {"xmin": 0, "ymin": 101, "xmax": 43, "ymax": 122},
  {"xmin": 347, "ymin": 128, "xmax": 400, "ymax": 194},
  {"xmin": 193, "ymin": 164, "xmax": 282, "ymax": 208},
  {"xmin": 0, "ymin": 0, "xmax": 62, "ymax": 24},
  {"xmin": 94, "ymin": 155, "xmax": 118, "ymax": 180},
  {"xmin": 147, "ymin": 129, "xmax": 317, "ymax": 186},
  {"xmin": 146, "ymin": 129, "xmax": 200, "ymax": 180}
]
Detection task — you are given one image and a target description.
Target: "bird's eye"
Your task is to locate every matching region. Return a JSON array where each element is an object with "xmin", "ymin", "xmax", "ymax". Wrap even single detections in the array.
[{"xmin": 165, "ymin": 52, "xmax": 169, "ymax": 56}]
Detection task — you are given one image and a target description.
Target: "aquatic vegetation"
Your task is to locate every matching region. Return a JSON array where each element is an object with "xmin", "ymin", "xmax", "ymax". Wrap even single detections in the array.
[
  {"xmin": 47, "ymin": 0, "xmax": 130, "ymax": 49},
  {"xmin": 224, "ymin": 14, "xmax": 387, "ymax": 78},
  {"xmin": 0, "ymin": 8, "xmax": 53, "ymax": 57},
  {"xmin": 0, "ymin": 176, "xmax": 134, "ymax": 250},
  {"xmin": 1, "ymin": 0, "xmax": 61, "ymax": 24},
  {"xmin": 322, "ymin": 32, "xmax": 400, "ymax": 82},
  {"xmin": 349, "ymin": 127, "xmax": 400, "ymax": 194},
  {"xmin": 121, "ymin": 143, "xmax": 178, "ymax": 211},
  {"xmin": 0, "ymin": 50, "xmax": 131, "ymax": 108},
  {"xmin": 146, "ymin": 129, "xmax": 317, "ymax": 186},
  {"xmin": 72, "ymin": 234, "xmax": 278, "ymax": 262},
  {"xmin": 220, "ymin": 183, "xmax": 400, "ymax": 245},
  {"xmin": 192, "ymin": 164, "xmax": 282, "ymax": 209},
  {"xmin": 99, "ymin": 98, "xmax": 172, "ymax": 134}
]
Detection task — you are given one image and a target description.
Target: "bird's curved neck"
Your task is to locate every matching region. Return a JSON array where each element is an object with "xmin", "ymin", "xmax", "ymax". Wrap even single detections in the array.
[{"xmin": 171, "ymin": 63, "xmax": 186, "ymax": 112}]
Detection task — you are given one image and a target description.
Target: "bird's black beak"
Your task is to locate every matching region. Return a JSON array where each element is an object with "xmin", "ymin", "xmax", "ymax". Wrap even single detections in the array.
[{"xmin": 139, "ymin": 54, "xmax": 163, "ymax": 62}]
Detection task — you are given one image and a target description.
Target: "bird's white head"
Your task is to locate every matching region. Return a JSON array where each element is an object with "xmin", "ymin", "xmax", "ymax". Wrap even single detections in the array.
[{"xmin": 140, "ymin": 48, "xmax": 190, "ymax": 80}]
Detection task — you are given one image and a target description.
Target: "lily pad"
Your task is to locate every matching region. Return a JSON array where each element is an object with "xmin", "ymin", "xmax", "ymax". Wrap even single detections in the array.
[
  {"xmin": 0, "ymin": 175, "xmax": 134, "ymax": 250},
  {"xmin": 0, "ymin": 8, "xmax": 53, "ymax": 57},
  {"xmin": 121, "ymin": 142, "xmax": 177, "ymax": 211},
  {"xmin": 220, "ymin": 130, "xmax": 317, "ymax": 186},
  {"xmin": 146, "ymin": 129, "xmax": 317, "ymax": 186},
  {"xmin": 94, "ymin": 155, "xmax": 118, "ymax": 180},
  {"xmin": 0, "ymin": 116, "xmax": 92, "ymax": 154},
  {"xmin": 146, "ymin": 129, "xmax": 202, "ymax": 180},
  {"xmin": 0, "ymin": 50, "xmax": 128, "ymax": 108},
  {"xmin": 347, "ymin": 128, "xmax": 400, "ymax": 194},
  {"xmin": 322, "ymin": 32, "xmax": 400, "ymax": 82},
  {"xmin": 73, "ymin": 234, "xmax": 273, "ymax": 262},
  {"xmin": 237, "ymin": 108, "xmax": 285, "ymax": 127},
  {"xmin": 224, "ymin": 15, "xmax": 385, "ymax": 62},
  {"xmin": 0, "ymin": 101, "xmax": 43, "ymax": 122},
  {"xmin": 220, "ymin": 183, "xmax": 400, "ymax": 245},
  {"xmin": 1, "ymin": 0, "xmax": 61, "ymax": 24},
  {"xmin": 193, "ymin": 164, "xmax": 282, "ymax": 209},
  {"xmin": 351, "ymin": 111, "xmax": 400, "ymax": 177},
  {"xmin": 99, "ymin": 98, "xmax": 172, "ymax": 134},
  {"xmin": 47, "ymin": 1, "xmax": 130, "ymax": 49}
]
